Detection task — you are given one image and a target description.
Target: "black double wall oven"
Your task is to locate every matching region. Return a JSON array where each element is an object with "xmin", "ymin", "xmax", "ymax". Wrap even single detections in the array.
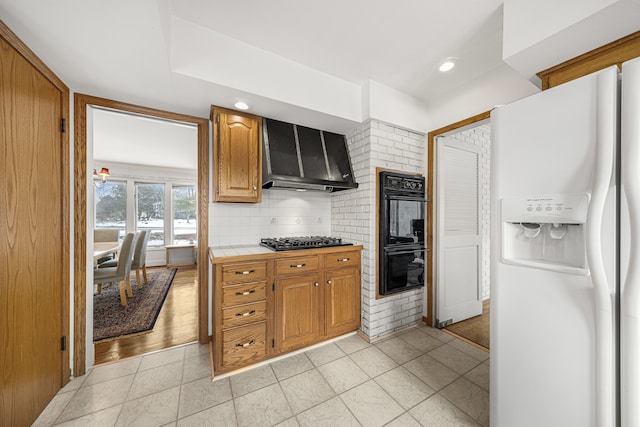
[{"xmin": 379, "ymin": 171, "xmax": 426, "ymax": 296}]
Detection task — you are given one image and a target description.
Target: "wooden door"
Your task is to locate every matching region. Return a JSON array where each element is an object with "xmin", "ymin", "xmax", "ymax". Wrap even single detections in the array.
[
  {"xmin": 212, "ymin": 107, "xmax": 262, "ymax": 203},
  {"xmin": 275, "ymin": 274, "xmax": 320, "ymax": 352},
  {"xmin": 0, "ymin": 21, "xmax": 69, "ymax": 427},
  {"xmin": 436, "ymin": 136, "xmax": 482, "ymax": 327},
  {"xmin": 325, "ymin": 268, "xmax": 361, "ymax": 338}
]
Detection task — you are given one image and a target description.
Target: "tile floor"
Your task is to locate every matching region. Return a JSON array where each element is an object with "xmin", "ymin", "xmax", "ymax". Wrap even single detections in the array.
[{"xmin": 34, "ymin": 325, "xmax": 489, "ymax": 426}]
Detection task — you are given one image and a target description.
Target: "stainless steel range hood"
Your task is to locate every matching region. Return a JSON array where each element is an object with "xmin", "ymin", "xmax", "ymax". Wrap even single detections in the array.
[{"xmin": 262, "ymin": 118, "xmax": 358, "ymax": 192}]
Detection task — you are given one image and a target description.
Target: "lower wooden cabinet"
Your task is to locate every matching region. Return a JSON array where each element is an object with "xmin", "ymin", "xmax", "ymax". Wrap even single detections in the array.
[
  {"xmin": 211, "ymin": 246, "xmax": 362, "ymax": 376},
  {"xmin": 325, "ymin": 267, "xmax": 361, "ymax": 338},
  {"xmin": 221, "ymin": 321, "xmax": 266, "ymax": 371},
  {"xmin": 274, "ymin": 274, "xmax": 321, "ymax": 352}
]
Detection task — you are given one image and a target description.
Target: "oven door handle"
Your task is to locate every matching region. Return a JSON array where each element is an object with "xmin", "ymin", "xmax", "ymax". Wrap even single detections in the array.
[
  {"xmin": 384, "ymin": 195, "xmax": 427, "ymax": 202},
  {"xmin": 384, "ymin": 247, "xmax": 425, "ymax": 256}
]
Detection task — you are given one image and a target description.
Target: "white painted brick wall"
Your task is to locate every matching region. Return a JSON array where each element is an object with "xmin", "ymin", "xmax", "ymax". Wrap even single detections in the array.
[
  {"xmin": 446, "ymin": 124, "xmax": 491, "ymax": 300},
  {"xmin": 332, "ymin": 119, "xmax": 426, "ymax": 339}
]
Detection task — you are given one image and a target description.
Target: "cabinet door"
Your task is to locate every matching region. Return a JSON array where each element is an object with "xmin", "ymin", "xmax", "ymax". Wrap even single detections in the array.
[
  {"xmin": 275, "ymin": 274, "xmax": 321, "ymax": 352},
  {"xmin": 212, "ymin": 107, "xmax": 261, "ymax": 202},
  {"xmin": 325, "ymin": 268, "xmax": 361, "ymax": 337}
]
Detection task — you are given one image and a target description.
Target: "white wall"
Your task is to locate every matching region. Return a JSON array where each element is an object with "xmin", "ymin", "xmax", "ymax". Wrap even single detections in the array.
[
  {"xmin": 503, "ymin": 0, "xmax": 618, "ymax": 60},
  {"xmin": 425, "ymin": 65, "xmax": 538, "ymax": 132},
  {"xmin": 365, "ymin": 81, "xmax": 430, "ymax": 134},
  {"xmin": 503, "ymin": 0, "xmax": 640, "ymax": 83},
  {"xmin": 170, "ymin": 16, "xmax": 362, "ymax": 125}
]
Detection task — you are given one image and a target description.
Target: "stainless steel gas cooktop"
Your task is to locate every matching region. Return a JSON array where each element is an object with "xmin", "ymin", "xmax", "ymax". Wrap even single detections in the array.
[{"xmin": 260, "ymin": 236, "xmax": 353, "ymax": 251}]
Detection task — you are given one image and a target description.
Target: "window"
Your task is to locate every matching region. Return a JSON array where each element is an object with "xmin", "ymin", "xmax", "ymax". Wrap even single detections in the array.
[
  {"xmin": 172, "ymin": 185, "xmax": 197, "ymax": 245},
  {"xmin": 95, "ymin": 181, "xmax": 126, "ymax": 241},
  {"xmin": 93, "ymin": 176, "xmax": 197, "ymax": 250},
  {"xmin": 136, "ymin": 183, "xmax": 165, "ymax": 246}
]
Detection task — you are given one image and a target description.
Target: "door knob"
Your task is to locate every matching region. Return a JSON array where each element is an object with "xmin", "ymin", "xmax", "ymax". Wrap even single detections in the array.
[
  {"xmin": 327, "ymin": 280, "xmax": 332, "ymax": 285},
  {"xmin": 253, "ymin": 186, "xmax": 257, "ymax": 191},
  {"xmin": 314, "ymin": 282, "xmax": 319, "ymax": 287}
]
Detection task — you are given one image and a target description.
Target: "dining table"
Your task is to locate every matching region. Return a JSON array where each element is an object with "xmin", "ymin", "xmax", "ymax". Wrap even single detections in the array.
[{"xmin": 93, "ymin": 241, "xmax": 119, "ymax": 266}]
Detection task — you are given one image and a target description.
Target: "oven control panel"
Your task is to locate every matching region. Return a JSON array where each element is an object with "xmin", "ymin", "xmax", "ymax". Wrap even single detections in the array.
[{"xmin": 383, "ymin": 173, "xmax": 425, "ymax": 194}]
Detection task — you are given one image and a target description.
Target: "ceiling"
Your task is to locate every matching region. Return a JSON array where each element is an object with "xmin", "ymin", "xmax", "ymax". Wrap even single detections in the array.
[
  {"xmin": 169, "ymin": 0, "xmax": 506, "ymax": 101},
  {"xmin": 2, "ymin": 0, "xmax": 534, "ymax": 168},
  {"xmin": 0, "ymin": 0, "xmax": 521, "ymax": 135},
  {"xmin": 91, "ymin": 108, "xmax": 198, "ymax": 170}
]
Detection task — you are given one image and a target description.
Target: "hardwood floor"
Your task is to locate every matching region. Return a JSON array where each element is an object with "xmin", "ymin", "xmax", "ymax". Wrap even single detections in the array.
[
  {"xmin": 444, "ymin": 299, "xmax": 490, "ymax": 350},
  {"xmin": 94, "ymin": 266, "xmax": 198, "ymax": 365}
]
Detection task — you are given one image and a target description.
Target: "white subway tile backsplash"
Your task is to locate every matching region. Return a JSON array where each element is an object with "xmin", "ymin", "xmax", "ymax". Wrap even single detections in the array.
[{"xmin": 209, "ymin": 190, "xmax": 332, "ymax": 246}]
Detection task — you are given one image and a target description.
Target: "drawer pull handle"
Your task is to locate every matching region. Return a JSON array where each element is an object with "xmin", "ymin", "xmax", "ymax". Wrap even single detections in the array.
[
  {"xmin": 314, "ymin": 282, "xmax": 319, "ymax": 287},
  {"xmin": 338, "ymin": 258, "xmax": 350, "ymax": 262},
  {"xmin": 236, "ymin": 310, "xmax": 256, "ymax": 317},
  {"xmin": 235, "ymin": 270, "xmax": 255, "ymax": 275},
  {"xmin": 235, "ymin": 290, "xmax": 255, "ymax": 296},
  {"xmin": 290, "ymin": 263, "xmax": 306, "ymax": 268},
  {"xmin": 327, "ymin": 280, "xmax": 332, "ymax": 285},
  {"xmin": 235, "ymin": 339, "xmax": 255, "ymax": 348}
]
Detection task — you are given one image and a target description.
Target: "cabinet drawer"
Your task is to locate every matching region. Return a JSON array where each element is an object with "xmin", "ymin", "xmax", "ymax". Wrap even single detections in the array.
[
  {"xmin": 324, "ymin": 251, "xmax": 360, "ymax": 269},
  {"xmin": 221, "ymin": 261, "xmax": 267, "ymax": 284},
  {"xmin": 221, "ymin": 322, "xmax": 266, "ymax": 369},
  {"xmin": 276, "ymin": 256, "xmax": 319, "ymax": 276},
  {"xmin": 222, "ymin": 301, "xmax": 267, "ymax": 328},
  {"xmin": 222, "ymin": 282, "xmax": 266, "ymax": 306}
]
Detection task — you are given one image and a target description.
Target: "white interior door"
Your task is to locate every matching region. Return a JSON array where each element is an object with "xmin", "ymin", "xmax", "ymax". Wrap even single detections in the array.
[{"xmin": 436, "ymin": 136, "xmax": 482, "ymax": 327}]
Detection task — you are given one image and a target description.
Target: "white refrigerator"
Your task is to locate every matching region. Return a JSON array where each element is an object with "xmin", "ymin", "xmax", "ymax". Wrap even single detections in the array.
[{"xmin": 490, "ymin": 57, "xmax": 640, "ymax": 427}]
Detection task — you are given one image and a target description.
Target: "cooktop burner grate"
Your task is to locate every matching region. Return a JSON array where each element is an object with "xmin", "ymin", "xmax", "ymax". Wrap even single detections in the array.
[{"xmin": 260, "ymin": 236, "xmax": 353, "ymax": 251}]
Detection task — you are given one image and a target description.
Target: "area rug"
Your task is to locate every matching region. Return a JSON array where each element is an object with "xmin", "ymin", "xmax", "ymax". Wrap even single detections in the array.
[{"xmin": 93, "ymin": 268, "xmax": 177, "ymax": 342}]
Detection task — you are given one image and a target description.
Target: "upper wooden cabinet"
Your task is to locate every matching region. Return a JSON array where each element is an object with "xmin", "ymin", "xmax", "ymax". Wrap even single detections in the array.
[{"xmin": 211, "ymin": 106, "xmax": 262, "ymax": 203}]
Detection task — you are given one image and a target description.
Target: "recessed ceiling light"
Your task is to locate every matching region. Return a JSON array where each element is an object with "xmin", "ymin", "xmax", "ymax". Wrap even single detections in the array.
[
  {"xmin": 234, "ymin": 101, "xmax": 249, "ymax": 110},
  {"xmin": 438, "ymin": 58, "xmax": 457, "ymax": 72}
]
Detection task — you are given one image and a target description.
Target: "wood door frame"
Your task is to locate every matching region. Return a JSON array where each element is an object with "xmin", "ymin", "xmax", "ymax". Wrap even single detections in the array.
[
  {"xmin": 425, "ymin": 111, "xmax": 490, "ymax": 327},
  {"xmin": 0, "ymin": 15, "xmax": 71, "ymax": 388},
  {"xmin": 73, "ymin": 94, "xmax": 209, "ymax": 375}
]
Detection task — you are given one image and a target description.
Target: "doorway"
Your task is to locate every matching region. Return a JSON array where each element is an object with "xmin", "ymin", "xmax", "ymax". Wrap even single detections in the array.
[
  {"xmin": 89, "ymin": 107, "xmax": 201, "ymax": 364},
  {"xmin": 73, "ymin": 94, "xmax": 209, "ymax": 375},
  {"xmin": 436, "ymin": 134, "xmax": 484, "ymax": 326},
  {"xmin": 427, "ymin": 112, "xmax": 491, "ymax": 350}
]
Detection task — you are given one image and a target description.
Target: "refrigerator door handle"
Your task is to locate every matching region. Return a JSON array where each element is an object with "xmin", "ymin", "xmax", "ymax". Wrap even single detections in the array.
[
  {"xmin": 586, "ymin": 70, "xmax": 617, "ymax": 427},
  {"xmin": 621, "ymin": 58, "xmax": 640, "ymax": 427}
]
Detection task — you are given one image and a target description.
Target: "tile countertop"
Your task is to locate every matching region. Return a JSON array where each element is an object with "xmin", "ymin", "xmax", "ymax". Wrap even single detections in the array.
[
  {"xmin": 209, "ymin": 245, "xmax": 274, "ymax": 258},
  {"xmin": 208, "ymin": 244, "xmax": 363, "ymax": 264}
]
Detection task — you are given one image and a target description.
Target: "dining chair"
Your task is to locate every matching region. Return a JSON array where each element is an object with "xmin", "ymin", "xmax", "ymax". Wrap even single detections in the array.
[
  {"xmin": 132, "ymin": 230, "xmax": 150, "ymax": 287},
  {"xmin": 93, "ymin": 232, "xmax": 136, "ymax": 306},
  {"xmin": 94, "ymin": 229, "xmax": 120, "ymax": 264},
  {"xmin": 94, "ymin": 229, "xmax": 119, "ymax": 242},
  {"xmin": 99, "ymin": 230, "xmax": 149, "ymax": 289}
]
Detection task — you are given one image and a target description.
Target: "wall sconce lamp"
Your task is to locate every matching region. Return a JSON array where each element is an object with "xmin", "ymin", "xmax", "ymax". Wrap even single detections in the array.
[{"xmin": 93, "ymin": 167, "xmax": 110, "ymax": 184}]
